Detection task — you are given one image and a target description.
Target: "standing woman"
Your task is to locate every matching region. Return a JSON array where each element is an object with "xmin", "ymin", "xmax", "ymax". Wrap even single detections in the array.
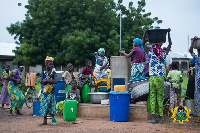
[
  {"xmin": 0, "ymin": 65, "xmax": 11, "ymax": 109},
  {"xmin": 39, "ymin": 56, "xmax": 57, "ymax": 126},
  {"xmin": 119, "ymin": 38, "xmax": 146, "ymax": 81},
  {"xmin": 7, "ymin": 62, "xmax": 25, "ymax": 115},
  {"xmin": 189, "ymin": 36, "xmax": 200, "ymax": 118}
]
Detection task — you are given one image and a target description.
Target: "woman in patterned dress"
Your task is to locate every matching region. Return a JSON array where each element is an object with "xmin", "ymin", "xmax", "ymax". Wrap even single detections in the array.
[
  {"xmin": 39, "ymin": 56, "xmax": 57, "ymax": 126},
  {"xmin": 7, "ymin": 63, "xmax": 25, "ymax": 115},
  {"xmin": 0, "ymin": 65, "xmax": 11, "ymax": 109},
  {"xmin": 189, "ymin": 36, "xmax": 200, "ymax": 118},
  {"xmin": 142, "ymin": 28, "xmax": 172, "ymax": 123}
]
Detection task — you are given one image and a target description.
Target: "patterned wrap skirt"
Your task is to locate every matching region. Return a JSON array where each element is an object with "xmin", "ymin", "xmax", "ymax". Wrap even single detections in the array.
[
  {"xmin": 7, "ymin": 81, "xmax": 25, "ymax": 111},
  {"xmin": 131, "ymin": 63, "xmax": 144, "ymax": 80},
  {"xmin": 39, "ymin": 93, "xmax": 56, "ymax": 117}
]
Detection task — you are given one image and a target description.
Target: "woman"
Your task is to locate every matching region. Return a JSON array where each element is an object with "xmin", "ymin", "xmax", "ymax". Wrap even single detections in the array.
[
  {"xmin": 7, "ymin": 62, "xmax": 25, "ymax": 115},
  {"xmin": 0, "ymin": 65, "xmax": 11, "ymax": 109},
  {"xmin": 119, "ymin": 38, "xmax": 146, "ymax": 81},
  {"xmin": 39, "ymin": 56, "xmax": 57, "ymax": 126}
]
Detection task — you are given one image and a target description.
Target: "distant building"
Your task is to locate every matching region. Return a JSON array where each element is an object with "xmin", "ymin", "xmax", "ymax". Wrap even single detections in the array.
[
  {"xmin": 170, "ymin": 51, "xmax": 192, "ymax": 72},
  {"xmin": 0, "ymin": 42, "xmax": 42, "ymax": 74}
]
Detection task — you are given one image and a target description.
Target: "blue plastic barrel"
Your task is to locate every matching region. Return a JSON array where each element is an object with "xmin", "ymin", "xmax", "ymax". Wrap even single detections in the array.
[
  {"xmin": 33, "ymin": 101, "xmax": 41, "ymax": 116},
  {"xmin": 54, "ymin": 80, "xmax": 66, "ymax": 103},
  {"xmin": 108, "ymin": 91, "xmax": 131, "ymax": 122}
]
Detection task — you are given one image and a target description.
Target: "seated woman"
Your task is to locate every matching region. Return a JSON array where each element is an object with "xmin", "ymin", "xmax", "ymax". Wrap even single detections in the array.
[{"xmin": 94, "ymin": 58, "xmax": 109, "ymax": 90}]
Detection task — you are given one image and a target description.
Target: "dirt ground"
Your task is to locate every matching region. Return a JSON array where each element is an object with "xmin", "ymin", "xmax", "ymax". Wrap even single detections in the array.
[{"xmin": 1, "ymin": 104, "xmax": 200, "ymax": 133}]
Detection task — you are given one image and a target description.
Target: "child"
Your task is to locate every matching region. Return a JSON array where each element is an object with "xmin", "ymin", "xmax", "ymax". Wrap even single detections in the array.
[
  {"xmin": 39, "ymin": 56, "xmax": 57, "ymax": 126},
  {"xmin": 94, "ymin": 58, "xmax": 108, "ymax": 88},
  {"xmin": 94, "ymin": 48, "xmax": 108, "ymax": 69},
  {"xmin": 185, "ymin": 59, "xmax": 195, "ymax": 99},
  {"xmin": 62, "ymin": 63, "xmax": 75, "ymax": 86},
  {"xmin": 119, "ymin": 38, "xmax": 146, "ymax": 81},
  {"xmin": 142, "ymin": 28, "xmax": 171, "ymax": 123},
  {"xmin": 67, "ymin": 79, "xmax": 80, "ymax": 102},
  {"xmin": 166, "ymin": 63, "xmax": 183, "ymax": 108},
  {"xmin": 189, "ymin": 36, "xmax": 200, "ymax": 117},
  {"xmin": 0, "ymin": 65, "xmax": 11, "ymax": 109}
]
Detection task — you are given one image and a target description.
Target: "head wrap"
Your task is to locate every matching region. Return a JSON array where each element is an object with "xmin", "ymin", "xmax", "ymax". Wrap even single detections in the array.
[
  {"xmin": 152, "ymin": 44, "xmax": 163, "ymax": 61},
  {"xmin": 133, "ymin": 38, "xmax": 145, "ymax": 53},
  {"xmin": 45, "ymin": 56, "xmax": 54, "ymax": 65},
  {"xmin": 97, "ymin": 58, "xmax": 103, "ymax": 63},
  {"xmin": 18, "ymin": 61, "xmax": 24, "ymax": 68},
  {"xmin": 98, "ymin": 48, "xmax": 105, "ymax": 55},
  {"xmin": 190, "ymin": 58, "xmax": 196, "ymax": 64}
]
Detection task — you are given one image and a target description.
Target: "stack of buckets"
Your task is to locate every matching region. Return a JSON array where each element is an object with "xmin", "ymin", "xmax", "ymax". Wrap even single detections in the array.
[{"xmin": 109, "ymin": 85, "xmax": 131, "ymax": 122}]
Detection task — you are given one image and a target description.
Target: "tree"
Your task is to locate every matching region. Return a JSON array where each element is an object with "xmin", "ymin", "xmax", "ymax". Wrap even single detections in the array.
[{"xmin": 7, "ymin": 0, "xmax": 162, "ymax": 67}]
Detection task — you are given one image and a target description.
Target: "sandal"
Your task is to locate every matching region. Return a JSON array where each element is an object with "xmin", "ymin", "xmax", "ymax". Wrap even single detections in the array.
[
  {"xmin": 155, "ymin": 120, "xmax": 163, "ymax": 123},
  {"xmin": 8, "ymin": 113, "xmax": 14, "ymax": 116},
  {"xmin": 16, "ymin": 111, "xmax": 23, "ymax": 115},
  {"xmin": 51, "ymin": 122, "xmax": 57, "ymax": 126},
  {"xmin": 147, "ymin": 120, "xmax": 155, "ymax": 124},
  {"xmin": 39, "ymin": 122, "xmax": 47, "ymax": 126}
]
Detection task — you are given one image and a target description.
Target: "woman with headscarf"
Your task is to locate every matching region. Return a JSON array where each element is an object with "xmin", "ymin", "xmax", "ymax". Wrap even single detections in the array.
[
  {"xmin": 142, "ymin": 28, "xmax": 172, "ymax": 123},
  {"xmin": 94, "ymin": 48, "xmax": 108, "ymax": 69},
  {"xmin": 39, "ymin": 56, "xmax": 57, "ymax": 126},
  {"xmin": 0, "ymin": 65, "xmax": 11, "ymax": 110},
  {"xmin": 7, "ymin": 62, "xmax": 25, "ymax": 115},
  {"xmin": 189, "ymin": 36, "xmax": 200, "ymax": 119},
  {"xmin": 119, "ymin": 38, "xmax": 146, "ymax": 81}
]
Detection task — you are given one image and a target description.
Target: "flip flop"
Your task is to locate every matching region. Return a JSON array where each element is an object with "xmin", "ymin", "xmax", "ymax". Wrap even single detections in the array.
[
  {"xmin": 39, "ymin": 122, "xmax": 47, "ymax": 126},
  {"xmin": 8, "ymin": 113, "xmax": 14, "ymax": 116},
  {"xmin": 147, "ymin": 120, "xmax": 155, "ymax": 124}
]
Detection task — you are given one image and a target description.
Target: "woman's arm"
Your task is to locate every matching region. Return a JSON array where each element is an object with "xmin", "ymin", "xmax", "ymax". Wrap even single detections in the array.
[
  {"xmin": 142, "ymin": 29, "xmax": 149, "ymax": 54},
  {"xmin": 189, "ymin": 36, "xmax": 198, "ymax": 54},
  {"xmin": 166, "ymin": 28, "xmax": 172, "ymax": 55},
  {"xmin": 100, "ymin": 60, "xmax": 109, "ymax": 70},
  {"xmin": 119, "ymin": 50, "xmax": 134, "ymax": 58}
]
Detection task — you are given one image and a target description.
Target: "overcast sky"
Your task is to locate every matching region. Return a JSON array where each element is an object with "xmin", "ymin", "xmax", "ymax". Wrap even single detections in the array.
[{"xmin": 0, "ymin": 0, "xmax": 199, "ymax": 54}]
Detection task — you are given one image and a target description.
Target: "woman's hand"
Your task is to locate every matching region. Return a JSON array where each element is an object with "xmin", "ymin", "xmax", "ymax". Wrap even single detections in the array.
[{"xmin": 119, "ymin": 50, "xmax": 125, "ymax": 54}]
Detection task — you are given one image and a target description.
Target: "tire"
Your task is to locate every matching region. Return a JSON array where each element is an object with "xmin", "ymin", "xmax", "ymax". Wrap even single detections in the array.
[{"xmin": 25, "ymin": 87, "xmax": 36, "ymax": 108}]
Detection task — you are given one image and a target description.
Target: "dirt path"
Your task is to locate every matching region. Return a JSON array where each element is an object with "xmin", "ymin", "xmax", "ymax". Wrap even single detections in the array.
[{"xmin": 0, "ymin": 105, "xmax": 200, "ymax": 133}]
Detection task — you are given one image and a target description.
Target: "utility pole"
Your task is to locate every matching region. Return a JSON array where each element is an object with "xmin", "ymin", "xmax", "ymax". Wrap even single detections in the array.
[{"xmin": 120, "ymin": 10, "xmax": 122, "ymax": 54}]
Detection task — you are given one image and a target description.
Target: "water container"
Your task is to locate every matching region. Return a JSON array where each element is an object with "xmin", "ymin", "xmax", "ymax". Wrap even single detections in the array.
[
  {"xmin": 81, "ymin": 84, "xmax": 91, "ymax": 103},
  {"xmin": 65, "ymin": 85, "xmax": 72, "ymax": 99},
  {"xmin": 33, "ymin": 101, "xmax": 41, "ymax": 116},
  {"xmin": 54, "ymin": 80, "xmax": 66, "ymax": 103},
  {"xmin": 147, "ymin": 29, "xmax": 168, "ymax": 43},
  {"xmin": 108, "ymin": 91, "xmax": 131, "ymax": 122},
  {"xmin": 191, "ymin": 38, "xmax": 200, "ymax": 49},
  {"xmin": 63, "ymin": 100, "xmax": 77, "ymax": 121},
  {"xmin": 114, "ymin": 85, "xmax": 126, "ymax": 91}
]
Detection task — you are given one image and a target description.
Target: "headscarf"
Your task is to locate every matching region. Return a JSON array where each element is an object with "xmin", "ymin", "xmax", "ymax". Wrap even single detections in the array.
[
  {"xmin": 190, "ymin": 58, "xmax": 196, "ymax": 64},
  {"xmin": 45, "ymin": 56, "xmax": 54, "ymax": 65},
  {"xmin": 98, "ymin": 48, "xmax": 105, "ymax": 55},
  {"xmin": 97, "ymin": 58, "xmax": 103, "ymax": 63},
  {"xmin": 152, "ymin": 44, "xmax": 163, "ymax": 61},
  {"xmin": 133, "ymin": 38, "xmax": 145, "ymax": 53}
]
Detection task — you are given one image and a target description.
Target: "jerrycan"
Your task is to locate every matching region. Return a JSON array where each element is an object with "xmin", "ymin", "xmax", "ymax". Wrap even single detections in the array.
[
  {"xmin": 63, "ymin": 100, "xmax": 77, "ymax": 121},
  {"xmin": 65, "ymin": 84, "xmax": 72, "ymax": 99},
  {"xmin": 81, "ymin": 84, "xmax": 91, "ymax": 102}
]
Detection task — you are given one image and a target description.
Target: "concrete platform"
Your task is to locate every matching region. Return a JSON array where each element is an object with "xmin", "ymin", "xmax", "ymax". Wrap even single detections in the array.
[{"xmin": 77, "ymin": 102, "xmax": 148, "ymax": 121}]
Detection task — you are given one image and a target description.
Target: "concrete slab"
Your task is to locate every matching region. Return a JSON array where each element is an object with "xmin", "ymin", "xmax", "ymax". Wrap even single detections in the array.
[{"xmin": 77, "ymin": 103, "xmax": 148, "ymax": 122}]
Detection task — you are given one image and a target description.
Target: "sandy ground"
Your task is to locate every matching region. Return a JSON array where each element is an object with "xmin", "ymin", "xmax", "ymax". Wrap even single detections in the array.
[{"xmin": 0, "ymin": 105, "xmax": 200, "ymax": 133}]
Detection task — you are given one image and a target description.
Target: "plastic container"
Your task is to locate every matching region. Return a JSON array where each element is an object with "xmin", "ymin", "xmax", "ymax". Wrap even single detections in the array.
[
  {"xmin": 147, "ymin": 29, "xmax": 168, "ymax": 43},
  {"xmin": 54, "ymin": 80, "xmax": 66, "ymax": 103},
  {"xmin": 191, "ymin": 38, "xmax": 200, "ymax": 49},
  {"xmin": 114, "ymin": 85, "xmax": 126, "ymax": 91},
  {"xmin": 33, "ymin": 101, "xmax": 41, "ymax": 116},
  {"xmin": 108, "ymin": 91, "xmax": 131, "ymax": 122},
  {"xmin": 63, "ymin": 100, "xmax": 77, "ymax": 121},
  {"xmin": 81, "ymin": 84, "xmax": 91, "ymax": 103},
  {"xmin": 65, "ymin": 85, "xmax": 72, "ymax": 99}
]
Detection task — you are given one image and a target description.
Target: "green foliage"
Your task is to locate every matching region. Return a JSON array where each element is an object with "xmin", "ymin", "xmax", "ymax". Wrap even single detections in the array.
[
  {"xmin": 7, "ymin": 0, "xmax": 162, "ymax": 67},
  {"xmin": 181, "ymin": 73, "xmax": 188, "ymax": 97}
]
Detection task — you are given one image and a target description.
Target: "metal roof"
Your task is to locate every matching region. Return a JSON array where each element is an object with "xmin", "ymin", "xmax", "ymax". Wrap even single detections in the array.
[{"xmin": 0, "ymin": 42, "xmax": 18, "ymax": 56}]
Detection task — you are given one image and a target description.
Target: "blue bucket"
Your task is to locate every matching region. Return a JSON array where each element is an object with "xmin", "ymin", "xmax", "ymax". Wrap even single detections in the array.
[
  {"xmin": 33, "ymin": 101, "xmax": 41, "ymax": 116},
  {"xmin": 54, "ymin": 80, "xmax": 66, "ymax": 103},
  {"xmin": 108, "ymin": 91, "xmax": 131, "ymax": 122}
]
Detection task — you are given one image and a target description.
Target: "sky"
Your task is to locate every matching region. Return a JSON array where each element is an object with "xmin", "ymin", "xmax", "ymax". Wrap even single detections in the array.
[{"xmin": 0, "ymin": 0, "xmax": 200, "ymax": 54}]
